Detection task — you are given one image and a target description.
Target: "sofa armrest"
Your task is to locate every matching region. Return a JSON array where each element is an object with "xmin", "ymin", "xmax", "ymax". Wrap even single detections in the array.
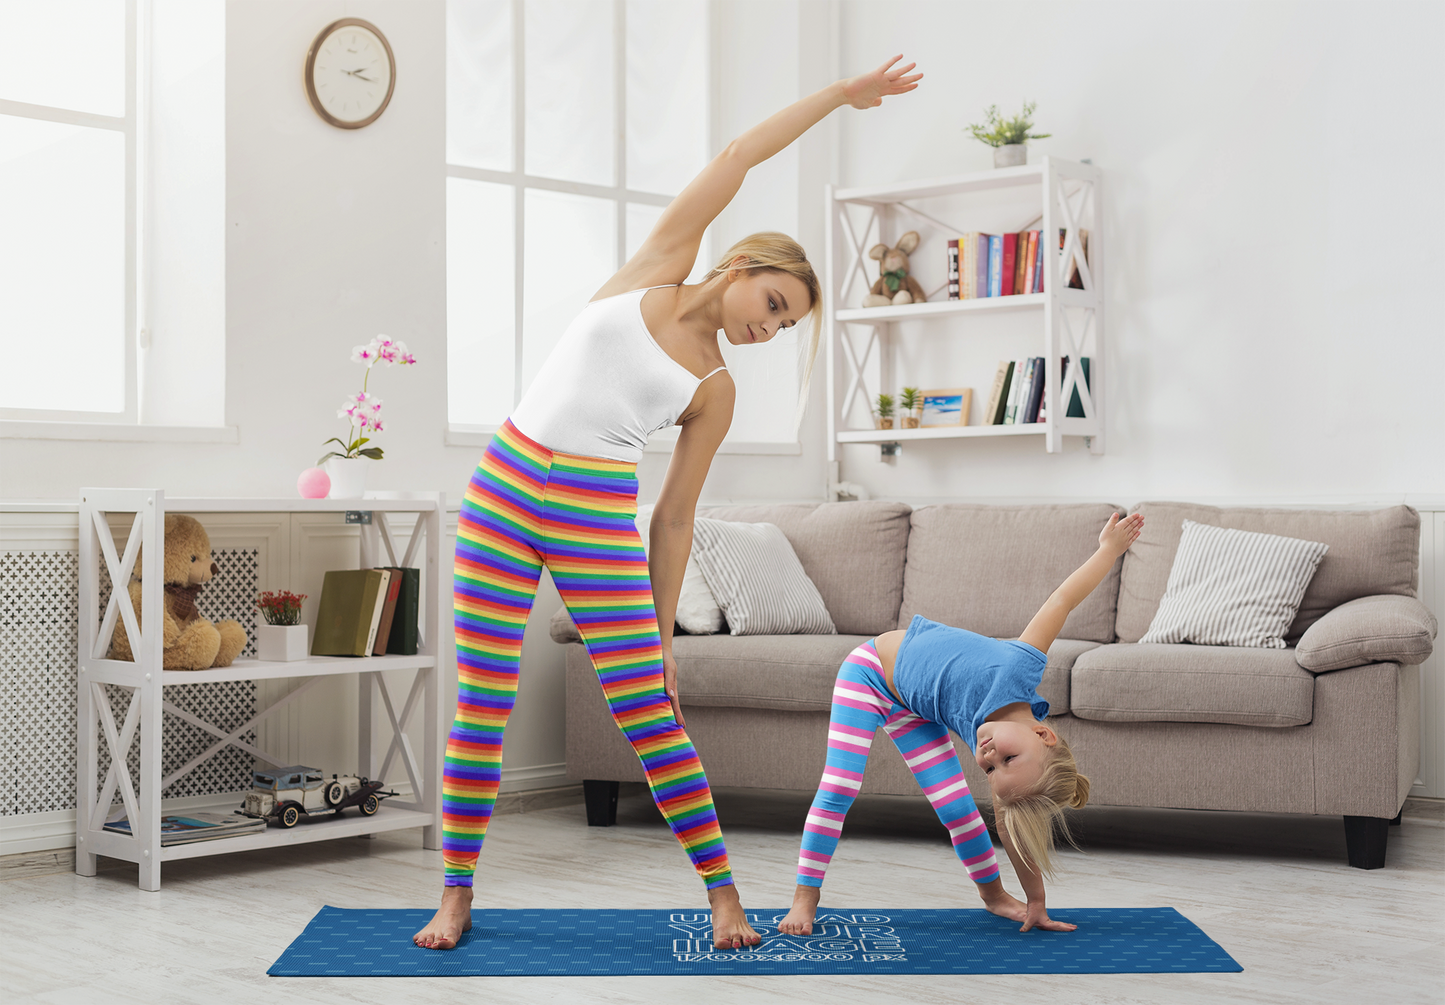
[
  {"xmin": 1296, "ymin": 594, "xmax": 1438, "ymax": 672},
  {"xmin": 550, "ymin": 607, "xmax": 581, "ymax": 644}
]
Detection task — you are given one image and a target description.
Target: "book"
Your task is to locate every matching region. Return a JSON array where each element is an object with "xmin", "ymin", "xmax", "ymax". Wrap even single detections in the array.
[
  {"xmin": 1033, "ymin": 230, "xmax": 1045, "ymax": 292},
  {"xmin": 960, "ymin": 233, "xmax": 976, "ymax": 299},
  {"xmin": 104, "ymin": 809, "xmax": 265, "ymax": 845},
  {"xmin": 1067, "ymin": 356, "xmax": 1092, "ymax": 417},
  {"xmin": 1000, "ymin": 232, "xmax": 1018, "ymax": 297},
  {"xmin": 1003, "ymin": 356, "xmax": 1030, "ymax": 424},
  {"xmin": 1011, "ymin": 231, "xmax": 1028, "ymax": 295},
  {"xmin": 1022, "ymin": 356, "xmax": 1046, "ymax": 423},
  {"xmin": 382, "ymin": 567, "xmax": 421, "ymax": 655},
  {"xmin": 987, "ymin": 235, "xmax": 1003, "ymax": 297},
  {"xmin": 984, "ymin": 360, "xmax": 1012, "ymax": 428},
  {"xmin": 987, "ymin": 360, "xmax": 1015, "ymax": 425},
  {"xmin": 312, "ymin": 568, "xmax": 389, "ymax": 656},
  {"xmin": 1023, "ymin": 230, "xmax": 1039, "ymax": 294},
  {"xmin": 372, "ymin": 568, "xmax": 403, "ymax": 655},
  {"xmin": 362, "ymin": 568, "xmax": 391, "ymax": 656},
  {"xmin": 946, "ymin": 238, "xmax": 959, "ymax": 300}
]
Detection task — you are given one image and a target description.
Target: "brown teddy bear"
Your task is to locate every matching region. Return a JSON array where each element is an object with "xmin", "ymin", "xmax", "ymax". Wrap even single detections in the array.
[
  {"xmin": 863, "ymin": 230, "xmax": 928, "ymax": 307},
  {"xmin": 108, "ymin": 514, "xmax": 247, "ymax": 670}
]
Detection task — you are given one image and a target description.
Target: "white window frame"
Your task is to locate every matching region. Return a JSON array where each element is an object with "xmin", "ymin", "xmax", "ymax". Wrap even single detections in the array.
[{"xmin": 444, "ymin": 0, "xmax": 800, "ymax": 456}]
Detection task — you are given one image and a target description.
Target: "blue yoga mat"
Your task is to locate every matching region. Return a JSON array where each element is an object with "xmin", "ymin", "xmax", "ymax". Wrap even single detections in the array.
[{"xmin": 268, "ymin": 906, "xmax": 1241, "ymax": 976}]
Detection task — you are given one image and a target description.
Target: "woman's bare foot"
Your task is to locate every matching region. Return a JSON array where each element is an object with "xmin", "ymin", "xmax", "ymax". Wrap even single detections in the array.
[
  {"xmin": 413, "ymin": 885, "xmax": 474, "ymax": 950},
  {"xmin": 778, "ymin": 884, "xmax": 821, "ymax": 936},
  {"xmin": 708, "ymin": 884, "xmax": 762, "ymax": 949}
]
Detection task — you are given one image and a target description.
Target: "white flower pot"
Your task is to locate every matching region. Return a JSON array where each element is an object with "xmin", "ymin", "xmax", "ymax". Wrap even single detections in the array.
[
  {"xmin": 325, "ymin": 456, "xmax": 370, "ymax": 498},
  {"xmin": 256, "ymin": 623, "xmax": 308, "ymax": 662},
  {"xmin": 993, "ymin": 144, "xmax": 1027, "ymax": 168}
]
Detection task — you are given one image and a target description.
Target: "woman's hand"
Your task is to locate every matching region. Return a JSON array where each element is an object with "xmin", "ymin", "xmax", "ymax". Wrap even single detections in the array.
[
  {"xmin": 1098, "ymin": 511, "xmax": 1144, "ymax": 557},
  {"xmin": 662, "ymin": 649, "xmax": 686, "ymax": 728},
  {"xmin": 841, "ymin": 55, "xmax": 922, "ymax": 110},
  {"xmin": 1021, "ymin": 899, "xmax": 1077, "ymax": 933}
]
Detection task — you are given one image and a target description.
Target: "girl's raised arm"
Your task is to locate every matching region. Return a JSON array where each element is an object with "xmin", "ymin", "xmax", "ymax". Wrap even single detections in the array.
[
  {"xmin": 1018, "ymin": 513, "xmax": 1143, "ymax": 655},
  {"xmin": 595, "ymin": 56, "xmax": 921, "ymax": 299}
]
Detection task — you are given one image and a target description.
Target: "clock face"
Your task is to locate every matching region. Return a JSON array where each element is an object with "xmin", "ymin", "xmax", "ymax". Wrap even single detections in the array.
[{"xmin": 306, "ymin": 19, "xmax": 395, "ymax": 129}]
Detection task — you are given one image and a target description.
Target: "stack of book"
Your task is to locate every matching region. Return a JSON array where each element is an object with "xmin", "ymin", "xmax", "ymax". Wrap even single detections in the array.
[
  {"xmin": 946, "ymin": 228, "xmax": 1089, "ymax": 300},
  {"xmin": 983, "ymin": 356, "xmax": 1091, "ymax": 426},
  {"xmin": 311, "ymin": 567, "xmax": 420, "ymax": 657}
]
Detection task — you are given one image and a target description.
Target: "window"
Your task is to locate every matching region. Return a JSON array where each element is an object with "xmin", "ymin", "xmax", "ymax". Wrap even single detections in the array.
[
  {"xmin": 0, "ymin": 0, "xmax": 134, "ymax": 420},
  {"xmin": 445, "ymin": 0, "xmax": 716, "ymax": 435}
]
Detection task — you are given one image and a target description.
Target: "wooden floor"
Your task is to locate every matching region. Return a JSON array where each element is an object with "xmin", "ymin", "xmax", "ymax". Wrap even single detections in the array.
[{"xmin": 3, "ymin": 788, "xmax": 1442, "ymax": 1004}]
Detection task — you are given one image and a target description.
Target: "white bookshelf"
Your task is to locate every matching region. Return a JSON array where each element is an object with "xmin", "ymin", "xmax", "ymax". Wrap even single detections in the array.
[
  {"xmin": 823, "ymin": 156, "xmax": 1105, "ymax": 482},
  {"xmin": 75, "ymin": 488, "xmax": 447, "ymax": 891}
]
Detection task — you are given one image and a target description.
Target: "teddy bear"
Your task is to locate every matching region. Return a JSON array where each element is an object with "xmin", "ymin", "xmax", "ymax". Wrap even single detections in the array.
[
  {"xmin": 108, "ymin": 514, "xmax": 247, "ymax": 670},
  {"xmin": 863, "ymin": 230, "xmax": 928, "ymax": 307}
]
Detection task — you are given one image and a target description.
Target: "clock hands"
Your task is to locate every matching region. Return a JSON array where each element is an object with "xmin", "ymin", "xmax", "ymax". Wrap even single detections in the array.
[{"xmin": 340, "ymin": 67, "xmax": 378, "ymax": 83}]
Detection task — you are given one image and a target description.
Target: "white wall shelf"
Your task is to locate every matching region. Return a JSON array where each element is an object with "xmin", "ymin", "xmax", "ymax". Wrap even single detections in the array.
[
  {"xmin": 824, "ymin": 156, "xmax": 1105, "ymax": 490},
  {"xmin": 75, "ymin": 488, "xmax": 448, "ymax": 891}
]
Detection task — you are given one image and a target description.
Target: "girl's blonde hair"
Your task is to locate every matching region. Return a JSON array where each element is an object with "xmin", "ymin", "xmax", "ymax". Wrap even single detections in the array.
[
  {"xmin": 993, "ymin": 733, "xmax": 1091, "ymax": 879},
  {"xmin": 703, "ymin": 232, "xmax": 823, "ymax": 433}
]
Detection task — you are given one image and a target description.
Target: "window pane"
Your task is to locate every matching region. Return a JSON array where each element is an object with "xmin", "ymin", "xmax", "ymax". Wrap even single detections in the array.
[
  {"xmin": 520, "ymin": 189, "xmax": 615, "ymax": 394},
  {"xmin": 626, "ymin": 202, "xmax": 709, "ymax": 283},
  {"xmin": 0, "ymin": 0, "xmax": 125, "ymax": 115},
  {"xmin": 446, "ymin": 0, "xmax": 512, "ymax": 171},
  {"xmin": 626, "ymin": 0, "xmax": 706, "ymax": 196},
  {"xmin": 0, "ymin": 115, "xmax": 124, "ymax": 411},
  {"xmin": 447, "ymin": 177, "xmax": 515, "ymax": 426},
  {"xmin": 524, "ymin": 0, "xmax": 613, "ymax": 186}
]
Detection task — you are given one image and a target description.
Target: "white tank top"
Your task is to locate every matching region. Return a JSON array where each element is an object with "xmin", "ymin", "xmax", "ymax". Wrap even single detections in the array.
[{"xmin": 509, "ymin": 286, "xmax": 728, "ymax": 463}]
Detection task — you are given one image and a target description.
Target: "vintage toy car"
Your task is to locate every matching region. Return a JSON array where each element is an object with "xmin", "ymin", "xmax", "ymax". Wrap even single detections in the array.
[{"xmin": 240, "ymin": 765, "xmax": 395, "ymax": 828}]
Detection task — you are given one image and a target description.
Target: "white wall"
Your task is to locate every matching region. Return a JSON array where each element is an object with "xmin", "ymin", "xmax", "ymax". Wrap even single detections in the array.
[{"xmin": 832, "ymin": 0, "xmax": 1444, "ymax": 504}]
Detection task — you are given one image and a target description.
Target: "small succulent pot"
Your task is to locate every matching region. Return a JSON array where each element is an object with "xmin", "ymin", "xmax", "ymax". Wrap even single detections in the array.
[
  {"xmin": 877, "ymin": 417, "xmax": 894, "ymax": 430},
  {"xmin": 902, "ymin": 415, "xmax": 920, "ymax": 429},
  {"xmin": 993, "ymin": 144, "xmax": 1027, "ymax": 168},
  {"xmin": 257, "ymin": 623, "xmax": 308, "ymax": 662}
]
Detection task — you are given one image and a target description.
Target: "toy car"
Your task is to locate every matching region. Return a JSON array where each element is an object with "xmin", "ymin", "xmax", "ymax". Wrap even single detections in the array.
[{"xmin": 240, "ymin": 765, "xmax": 396, "ymax": 828}]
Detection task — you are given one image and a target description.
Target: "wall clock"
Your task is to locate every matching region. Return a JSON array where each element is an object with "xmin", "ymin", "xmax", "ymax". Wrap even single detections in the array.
[{"xmin": 304, "ymin": 18, "xmax": 396, "ymax": 129}]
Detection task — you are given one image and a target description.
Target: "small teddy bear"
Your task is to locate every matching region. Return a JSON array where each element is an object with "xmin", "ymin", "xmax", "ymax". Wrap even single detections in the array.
[
  {"xmin": 108, "ymin": 514, "xmax": 247, "ymax": 670},
  {"xmin": 863, "ymin": 230, "xmax": 928, "ymax": 307}
]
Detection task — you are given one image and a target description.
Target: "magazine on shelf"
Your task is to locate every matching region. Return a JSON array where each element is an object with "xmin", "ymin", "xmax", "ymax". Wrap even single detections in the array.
[{"xmin": 103, "ymin": 807, "xmax": 266, "ymax": 845}]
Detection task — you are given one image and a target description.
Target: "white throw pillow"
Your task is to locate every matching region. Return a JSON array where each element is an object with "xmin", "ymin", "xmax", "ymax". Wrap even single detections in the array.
[
  {"xmin": 690, "ymin": 518, "xmax": 837, "ymax": 636},
  {"xmin": 633, "ymin": 505, "xmax": 724, "ymax": 635},
  {"xmin": 1140, "ymin": 520, "xmax": 1329, "ymax": 648}
]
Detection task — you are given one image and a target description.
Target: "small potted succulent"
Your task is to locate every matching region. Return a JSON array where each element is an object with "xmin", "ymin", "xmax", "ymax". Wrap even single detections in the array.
[
  {"xmin": 900, "ymin": 387, "xmax": 921, "ymax": 428},
  {"xmin": 967, "ymin": 101, "xmax": 1050, "ymax": 168},
  {"xmin": 256, "ymin": 590, "xmax": 308, "ymax": 662},
  {"xmin": 875, "ymin": 392, "xmax": 896, "ymax": 430}
]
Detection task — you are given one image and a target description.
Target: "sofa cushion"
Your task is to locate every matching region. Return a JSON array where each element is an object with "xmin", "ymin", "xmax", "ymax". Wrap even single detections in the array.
[
  {"xmin": 698, "ymin": 501, "xmax": 912, "ymax": 636},
  {"xmin": 1116, "ymin": 503, "xmax": 1420, "ymax": 644},
  {"xmin": 1295, "ymin": 594, "xmax": 1439, "ymax": 672},
  {"xmin": 898, "ymin": 503, "xmax": 1124, "ymax": 644},
  {"xmin": 690, "ymin": 518, "xmax": 836, "ymax": 635},
  {"xmin": 1071, "ymin": 643, "xmax": 1315, "ymax": 727},
  {"xmin": 668, "ymin": 634, "xmax": 1093, "ymax": 715}
]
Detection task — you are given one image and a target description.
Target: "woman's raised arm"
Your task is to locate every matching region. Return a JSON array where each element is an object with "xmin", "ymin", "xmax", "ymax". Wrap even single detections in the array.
[{"xmin": 596, "ymin": 56, "xmax": 921, "ymax": 299}]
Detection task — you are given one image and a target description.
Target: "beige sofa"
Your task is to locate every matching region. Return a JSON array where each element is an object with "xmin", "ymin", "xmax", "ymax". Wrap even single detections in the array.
[{"xmin": 552, "ymin": 501, "xmax": 1436, "ymax": 869}]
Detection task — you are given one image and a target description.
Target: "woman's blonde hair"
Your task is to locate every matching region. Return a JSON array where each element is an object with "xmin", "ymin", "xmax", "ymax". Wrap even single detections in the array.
[
  {"xmin": 993, "ymin": 733, "xmax": 1091, "ymax": 879},
  {"xmin": 703, "ymin": 232, "xmax": 823, "ymax": 433}
]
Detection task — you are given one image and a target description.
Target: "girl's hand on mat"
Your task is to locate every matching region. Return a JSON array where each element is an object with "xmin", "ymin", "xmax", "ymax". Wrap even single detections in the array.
[
  {"xmin": 1021, "ymin": 899, "xmax": 1077, "ymax": 933},
  {"xmin": 662, "ymin": 649, "xmax": 686, "ymax": 727},
  {"xmin": 842, "ymin": 55, "xmax": 922, "ymax": 110}
]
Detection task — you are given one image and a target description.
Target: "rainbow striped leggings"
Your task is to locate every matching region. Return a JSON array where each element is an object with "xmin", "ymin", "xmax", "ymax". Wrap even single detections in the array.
[
  {"xmin": 797, "ymin": 641, "xmax": 1000, "ymax": 887},
  {"xmin": 443, "ymin": 420, "xmax": 732, "ymax": 889}
]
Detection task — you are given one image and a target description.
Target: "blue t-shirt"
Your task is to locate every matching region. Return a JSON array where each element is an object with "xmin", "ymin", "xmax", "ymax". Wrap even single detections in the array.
[{"xmin": 891, "ymin": 615, "xmax": 1049, "ymax": 753}]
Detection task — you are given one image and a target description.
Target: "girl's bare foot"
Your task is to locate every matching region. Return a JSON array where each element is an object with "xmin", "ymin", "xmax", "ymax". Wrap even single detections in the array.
[
  {"xmin": 708, "ymin": 884, "xmax": 762, "ymax": 949},
  {"xmin": 778, "ymin": 884, "xmax": 821, "ymax": 936},
  {"xmin": 413, "ymin": 885, "xmax": 473, "ymax": 950}
]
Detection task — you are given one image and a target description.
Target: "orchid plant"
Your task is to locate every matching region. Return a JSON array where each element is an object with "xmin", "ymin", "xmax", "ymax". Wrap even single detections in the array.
[{"xmin": 318, "ymin": 336, "xmax": 418, "ymax": 466}]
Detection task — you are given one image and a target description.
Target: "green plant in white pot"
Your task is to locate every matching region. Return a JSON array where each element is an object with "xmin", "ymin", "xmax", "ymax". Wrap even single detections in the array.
[{"xmin": 967, "ymin": 102, "xmax": 1050, "ymax": 168}]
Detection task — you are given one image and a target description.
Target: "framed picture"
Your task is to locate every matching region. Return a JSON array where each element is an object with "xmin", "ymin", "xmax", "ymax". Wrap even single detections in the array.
[{"xmin": 920, "ymin": 388, "xmax": 972, "ymax": 427}]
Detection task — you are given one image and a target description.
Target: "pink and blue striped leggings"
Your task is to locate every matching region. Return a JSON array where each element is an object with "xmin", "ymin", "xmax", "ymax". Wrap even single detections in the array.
[{"xmin": 796, "ymin": 640, "xmax": 1000, "ymax": 888}]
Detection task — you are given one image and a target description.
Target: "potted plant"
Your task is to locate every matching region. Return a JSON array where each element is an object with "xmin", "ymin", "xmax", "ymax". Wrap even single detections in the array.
[
  {"xmin": 875, "ymin": 392, "xmax": 895, "ymax": 430},
  {"xmin": 900, "ymin": 387, "xmax": 921, "ymax": 428},
  {"xmin": 256, "ymin": 590, "xmax": 308, "ymax": 662},
  {"xmin": 967, "ymin": 102, "xmax": 1050, "ymax": 168},
  {"xmin": 319, "ymin": 336, "xmax": 418, "ymax": 498}
]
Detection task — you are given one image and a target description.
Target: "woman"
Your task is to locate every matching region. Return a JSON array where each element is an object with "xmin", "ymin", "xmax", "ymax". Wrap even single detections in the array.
[{"xmin": 415, "ymin": 55, "xmax": 923, "ymax": 952}]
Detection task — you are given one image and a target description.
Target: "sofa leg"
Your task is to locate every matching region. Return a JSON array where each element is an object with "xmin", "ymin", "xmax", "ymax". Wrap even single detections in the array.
[
  {"xmin": 583, "ymin": 779, "xmax": 619, "ymax": 827},
  {"xmin": 1343, "ymin": 815, "xmax": 1390, "ymax": 869},
  {"xmin": 1389, "ymin": 810, "xmax": 1402, "ymax": 826}
]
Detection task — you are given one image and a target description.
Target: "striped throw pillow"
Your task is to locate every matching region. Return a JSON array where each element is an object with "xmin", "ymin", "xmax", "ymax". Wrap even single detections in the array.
[
  {"xmin": 1140, "ymin": 520, "xmax": 1328, "ymax": 648},
  {"xmin": 690, "ymin": 518, "xmax": 837, "ymax": 636}
]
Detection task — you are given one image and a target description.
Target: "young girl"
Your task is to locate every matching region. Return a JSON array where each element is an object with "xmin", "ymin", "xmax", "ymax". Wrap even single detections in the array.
[
  {"xmin": 779, "ymin": 512, "xmax": 1144, "ymax": 937},
  {"xmin": 414, "ymin": 57, "xmax": 924, "ymax": 951}
]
